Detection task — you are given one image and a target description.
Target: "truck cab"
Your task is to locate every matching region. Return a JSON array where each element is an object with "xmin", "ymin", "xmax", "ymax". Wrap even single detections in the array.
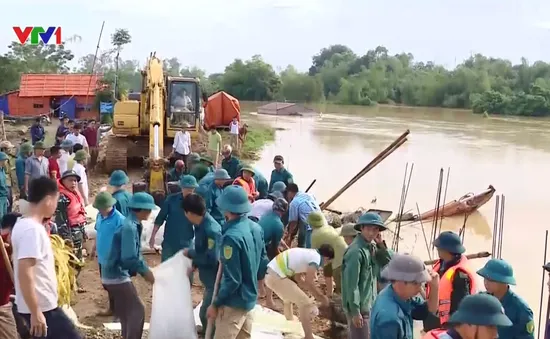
[{"xmin": 166, "ymin": 76, "xmax": 201, "ymax": 133}]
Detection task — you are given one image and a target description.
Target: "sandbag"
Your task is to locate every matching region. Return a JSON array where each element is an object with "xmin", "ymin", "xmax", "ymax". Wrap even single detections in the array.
[{"xmin": 149, "ymin": 251, "xmax": 196, "ymax": 339}]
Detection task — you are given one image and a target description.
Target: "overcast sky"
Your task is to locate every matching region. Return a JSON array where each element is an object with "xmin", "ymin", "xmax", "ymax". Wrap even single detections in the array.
[{"xmin": 2, "ymin": 0, "xmax": 549, "ymax": 74}]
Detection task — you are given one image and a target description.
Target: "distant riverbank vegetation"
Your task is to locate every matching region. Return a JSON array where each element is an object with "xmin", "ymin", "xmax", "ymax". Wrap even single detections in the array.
[{"xmin": 1, "ymin": 30, "xmax": 549, "ymax": 116}]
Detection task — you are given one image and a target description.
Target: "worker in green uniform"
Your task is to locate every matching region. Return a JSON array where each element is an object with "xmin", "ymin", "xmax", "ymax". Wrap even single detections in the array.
[
  {"xmin": 187, "ymin": 153, "xmax": 201, "ymax": 174},
  {"xmin": 182, "ymin": 193, "xmax": 222, "ymax": 335},
  {"xmin": 205, "ymin": 169, "xmax": 231, "ymax": 225},
  {"xmin": 423, "ymin": 294, "xmax": 512, "ymax": 339},
  {"xmin": 476, "ymin": 259, "xmax": 534, "ymax": 339},
  {"xmin": 200, "ymin": 156, "xmax": 216, "ymax": 172},
  {"xmin": 253, "ymin": 167, "xmax": 269, "ymax": 199},
  {"xmin": 309, "ymin": 211, "xmax": 348, "ymax": 297},
  {"xmin": 370, "ymin": 253, "xmax": 439, "ymax": 339},
  {"xmin": 207, "ymin": 185, "xmax": 259, "ymax": 339},
  {"xmin": 109, "ymin": 170, "xmax": 133, "ymax": 217},
  {"xmin": 0, "ymin": 152, "xmax": 9, "ymax": 218},
  {"xmin": 249, "ymin": 213, "xmax": 269, "ymax": 301},
  {"xmin": 190, "ymin": 156, "xmax": 211, "ymax": 182},
  {"xmin": 221, "ymin": 144, "xmax": 241, "ymax": 179},
  {"xmin": 15, "ymin": 142, "xmax": 32, "ymax": 198},
  {"xmin": 268, "ymin": 155, "xmax": 293, "ymax": 191},
  {"xmin": 341, "ymin": 212, "xmax": 393, "ymax": 339},
  {"xmin": 149, "ymin": 175, "xmax": 198, "ymax": 261}
]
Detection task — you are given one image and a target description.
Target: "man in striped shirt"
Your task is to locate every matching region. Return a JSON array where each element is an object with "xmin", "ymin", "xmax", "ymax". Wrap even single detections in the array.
[{"xmin": 283, "ymin": 183, "xmax": 320, "ymax": 248}]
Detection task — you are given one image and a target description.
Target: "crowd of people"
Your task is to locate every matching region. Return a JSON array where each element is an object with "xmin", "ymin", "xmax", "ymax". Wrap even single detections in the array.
[{"xmin": 0, "ymin": 117, "xmax": 548, "ymax": 339}]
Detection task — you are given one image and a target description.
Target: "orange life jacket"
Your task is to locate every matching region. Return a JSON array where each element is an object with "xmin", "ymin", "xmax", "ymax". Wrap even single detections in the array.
[
  {"xmin": 233, "ymin": 176, "xmax": 256, "ymax": 202},
  {"xmin": 58, "ymin": 181, "xmax": 87, "ymax": 227},
  {"xmin": 425, "ymin": 255, "xmax": 477, "ymax": 324},
  {"xmin": 422, "ymin": 329, "xmax": 448, "ymax": 339}
]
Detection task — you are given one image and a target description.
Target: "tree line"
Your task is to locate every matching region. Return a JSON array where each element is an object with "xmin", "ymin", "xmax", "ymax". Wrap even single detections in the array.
[{"xmin": 1, "ymin": 29, "xmax": 550, "ymax": 116}]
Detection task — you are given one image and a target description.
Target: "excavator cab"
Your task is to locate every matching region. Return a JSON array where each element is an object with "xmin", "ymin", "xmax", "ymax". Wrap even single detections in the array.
[{"xmin": 166, "ymin": 77, "xmax": 201, "ymax": 133}]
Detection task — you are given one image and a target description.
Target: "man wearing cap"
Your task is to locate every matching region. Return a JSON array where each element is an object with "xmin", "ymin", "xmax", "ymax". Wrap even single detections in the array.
[
  {"xmin": 93, "ymin": 191, "xmax": 125, "ymax": 317},
  {"xmin": 371, "ymin": 253, "xmax": 439, "ymax": 339},
  {"xmin": 264, "ymin": 245, "xmax": 334, "ymax": 339},
  {"xmin": 422, "ymin": 294, "xmax": 512, "ymax": 339},
  {"xmin": 23, "ymin": 141, "xmax": 49, "ymax": 194},
  {"xmin": 341, "ymin": 212, "xmax": 392, "ymax": 339},
  {"xmin": 476, "ymin": 259, "xmax": 534, "ymax": 339},
  {"xmin": 15, "ymin": 142, "xmax": 32, "ymax": 199},
  {"xmin": 72, "ymin": 150, "xmax": 90, "ymax": 205},
  {"xmin": 169, "ymin": 160, "xmax": 186, "ymax": 182},
  {"xmin": 109, "ymin": 170, "xmax": 133, "ymax": 217},
  {"xmin": 55, "ymin": 170, "xmax": 88, "ymax": 291},
  {"xmin": 0, "ymin": 152, "xmax": 10, "ymax": 219},
  {"xmin": 221, "ymin": 144, "xmax": 241, "ymax": 179},
  {"xmin": 58, "ymin": 139, "xmax": 74, "ymax": 174},
  {"xmin": 269, "ymin": 155, "xmax": 293, "ymax": 192},
  {"xmin": 189, "ymin": 155, "xmax": 212, "ymax": 182},
  {"xmin": 204, "ymin": 169, "xmax": 231, "ymax": 225},
  {"xmin": 338, "ymin": 223, "xmax": 359, "ymax": 245},
  {"xmin": 284, "ymin": 183, "xmax": 320, "ymax": 249},
  {"xmin": 150, "ymin": 175, "xmax": 198, "ymax": 262},
  {"xmin": 182, "ymin": 193, "xmax": 222, "ymax": 335},
  {"xmin": 233, "ymin": 165, "xmax": 259, "ymax": 203},
  {"xmin": 424, "ymin": 231, "xmax": 477, "ymax": 331},
  {"xmin": 207, "ymin": 185, "xmax": 260, "ymax": 339},
  {"xmin": 310, "ymin": 211, "xmax": 348, "ymax": 297},
  {"xmin": 102, "ymin": 192, "xmax": 156, "ymax": 339}
]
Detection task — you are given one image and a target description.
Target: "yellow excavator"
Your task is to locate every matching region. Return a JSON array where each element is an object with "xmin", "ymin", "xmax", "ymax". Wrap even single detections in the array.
[{"xmin": 104, "ymin": 53, "xmax": 201, "ymax": 173}]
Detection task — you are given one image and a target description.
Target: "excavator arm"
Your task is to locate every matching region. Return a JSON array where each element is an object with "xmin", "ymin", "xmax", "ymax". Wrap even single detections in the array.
[{"xmin": 145, "ymin": 53, "xmax": 165, "ymax": 160}]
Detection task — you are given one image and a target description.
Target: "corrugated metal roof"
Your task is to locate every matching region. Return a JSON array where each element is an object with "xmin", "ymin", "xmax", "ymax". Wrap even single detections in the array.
[
  {"xmin": 257, "ymin": 102, "xmax": 295, "ymax": 110},
  {"xmin": 19, "ymin": 74, "xmax": 101, "ymax": 97}
]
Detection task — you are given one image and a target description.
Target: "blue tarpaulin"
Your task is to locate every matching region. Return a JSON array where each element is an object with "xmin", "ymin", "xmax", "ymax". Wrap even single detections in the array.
[{"xmin": 100, "ymin": 102, "xmax": 113, "ymax": 114}]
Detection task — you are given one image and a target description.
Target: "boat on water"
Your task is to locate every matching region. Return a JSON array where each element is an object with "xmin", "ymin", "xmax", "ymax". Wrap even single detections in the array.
[{"xmin": 396, "ymin": 185, "xmax": 496, "ymax": 222}]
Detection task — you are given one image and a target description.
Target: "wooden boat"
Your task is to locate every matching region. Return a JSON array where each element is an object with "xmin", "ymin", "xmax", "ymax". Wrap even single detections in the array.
[{"xmin": 396, "ymin": 185, "xmax": 496, "ymax": 222}]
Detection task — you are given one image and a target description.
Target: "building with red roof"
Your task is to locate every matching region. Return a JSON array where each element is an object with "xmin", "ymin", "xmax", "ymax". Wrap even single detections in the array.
[{"xmin": 0, "ymin": 73, "xmax": 102, "ymax": 119}]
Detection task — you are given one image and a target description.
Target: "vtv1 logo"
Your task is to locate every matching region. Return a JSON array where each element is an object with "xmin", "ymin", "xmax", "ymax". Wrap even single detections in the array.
[{"xmin": 13, "ymin": 27, "xmax": 62, "ymax": 45}]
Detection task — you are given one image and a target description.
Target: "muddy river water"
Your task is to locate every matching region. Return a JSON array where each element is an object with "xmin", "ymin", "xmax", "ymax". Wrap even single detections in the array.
[{"xmin": 249, "ymin": 104, "xmax": 550, "ymax": 330}]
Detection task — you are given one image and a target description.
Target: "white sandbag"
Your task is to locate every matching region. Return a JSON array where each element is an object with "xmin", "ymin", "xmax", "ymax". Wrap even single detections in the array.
[
  {"xmin": 84, "ymin": 203, "xmax": 165, "ymax": 249},
  {"xmin": 149, "ymin": 250, "xmax": 196, "ymax": 339}
]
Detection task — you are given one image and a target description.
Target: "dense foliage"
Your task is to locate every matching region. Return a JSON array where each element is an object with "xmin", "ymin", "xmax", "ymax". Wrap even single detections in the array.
[{"xmin": 2, "ymin": 32, "xmax": 550, "ymax": 116}]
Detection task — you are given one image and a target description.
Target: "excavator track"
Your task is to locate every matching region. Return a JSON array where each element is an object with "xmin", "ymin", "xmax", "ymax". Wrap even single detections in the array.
[{"xmin": 104, "ymin": 134, "xmax": 128, "ymax": 173}]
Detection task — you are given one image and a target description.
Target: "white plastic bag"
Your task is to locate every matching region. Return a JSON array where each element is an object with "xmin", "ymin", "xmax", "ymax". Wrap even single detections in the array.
[{"xmin": 149, "ymin": 250, "xmax": 197, "ymax": 339}]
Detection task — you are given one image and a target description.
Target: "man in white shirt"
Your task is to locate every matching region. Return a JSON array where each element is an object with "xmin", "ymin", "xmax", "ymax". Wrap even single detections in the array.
[
  {"xmin": 172, "ymin": 123, "xmax": 192, "ymax": 168},
  {"xmin": 58, "ymin": 139, "xmax": 73, "ymax": 175},
  {"xmin": 249, "ymin": 190, "xmax": 283, "ymax": 222},
  {"xmin": 265, "ymin": 246, "xmax": 333, "ymax": 339},
  {"xmin": 65, "ymin": 123, "xmax": 89, "ymax": 153},
  {"xmin": 229, "ymin": 118, "xmax": 239, "ymax": 150},
  {"xmin": 72, "ymin": 150, "xmax": 89, "ymax": 205},
  {"xmin": 11, "ymin": 176, "xmax": 81, "ymax": 338}
]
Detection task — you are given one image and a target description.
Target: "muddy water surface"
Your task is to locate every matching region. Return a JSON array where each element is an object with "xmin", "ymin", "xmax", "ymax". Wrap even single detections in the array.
[{"xmin": 249, "ymin": 104, "xmax": 550, "ymax": 331}]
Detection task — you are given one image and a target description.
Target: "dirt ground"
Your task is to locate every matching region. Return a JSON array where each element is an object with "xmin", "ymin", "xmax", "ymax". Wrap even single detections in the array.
[{"xmin": 3, "ymin": 120, "xmax": 331, "ymax": 338}]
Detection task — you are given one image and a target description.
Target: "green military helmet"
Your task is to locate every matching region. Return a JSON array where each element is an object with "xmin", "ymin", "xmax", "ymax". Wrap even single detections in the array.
[
  {"xmin": 200, "ymin": 155, "xmax": 214, "ymax": 166},
  {"xmin": 180, "ymin": 174, "xmax": 199, "ymax": 189},
  {"xmin": 339, "ymin": 223, "xmax": 359, "ymax": 237},
  {"xmin": 188, "ymin": 152, "xmax": 201, "ymax": 164},
  {"xmin": 271, "ymin": 181, "xmax": 287, "ymax": 193},
  {"xmin": 128, "ymin": 192, "xmax": 156, "ymax": 210},
  {"xmin": 240, "ymin": 164, "xmax": 255, "ymax": 175},
  {"xmin": 33, "ymin": 141, "xmax": 46, "ymax": 150},
  {"xmin": 308, "ymin": 211, "xmax": 327, "ymax": 229},
  {"xmin": 448, "ymin": 294, "xmax": 512, "ymax": 327},
  {"xmin": 19, "ymin": 142, "xmax": 33, "ymax": 155},
  {"xmin": 215, "ymin": 185, "xmax": 251, "ymax": 214},
  {"xmin": 477, "ymin": 258, "xmax": 516, "ymax": 285},
  {"xmin": 93, "ymin": 191, "xmax": 117, "ymax": 210},
  {"xmin": 213, "ymin": 168, "xmax": 231, "ymax": 180},
  {"xmin": 109, "ymin": 170, "xmax": 130, "ymax": 186},
  {"xmin": 354, "ymin": 211, "xmax": 386, "ymax": 231},
  {"xmin": 73, "ymin": 150, "xmax": 88, "ymax": 162},
  {"xmin": 434, "ymin": 231, "xmax": 465, "ymax": 254}
]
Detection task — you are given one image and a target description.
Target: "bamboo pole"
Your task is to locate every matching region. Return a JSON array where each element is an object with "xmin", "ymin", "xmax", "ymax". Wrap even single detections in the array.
[
  {"xmin": 424, "ymin": 251, "xmax": 490, "ymax": 265},
  {"xmin": 205, "ymin": 261, "xmax": 223, "ymax": 339}
]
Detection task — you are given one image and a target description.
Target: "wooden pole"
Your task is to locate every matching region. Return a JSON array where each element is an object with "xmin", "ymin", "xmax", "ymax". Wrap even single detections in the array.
[
  {"xmin": 0, "ymin": 235, "xmax": 13, "ymax": 283},
  {"xmin": 205, "ymin": 261, "xmax": 223, "ymax": 339},
  {"xmin": 424, "ymin": 251, "xmax": 490, "ymax": 265},
  {"xmin": 0, "ymin": 112, "xmax": 6, "ymax": 141}
]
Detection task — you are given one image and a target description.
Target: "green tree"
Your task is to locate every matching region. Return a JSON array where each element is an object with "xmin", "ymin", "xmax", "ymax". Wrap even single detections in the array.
[
  {"xmin": 221, "ymin": 56, "xmax": 281, "ymax": 101},
  {"xmin": 111, "ymin": 29, "xmax": 132, "ymax": 99}
]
